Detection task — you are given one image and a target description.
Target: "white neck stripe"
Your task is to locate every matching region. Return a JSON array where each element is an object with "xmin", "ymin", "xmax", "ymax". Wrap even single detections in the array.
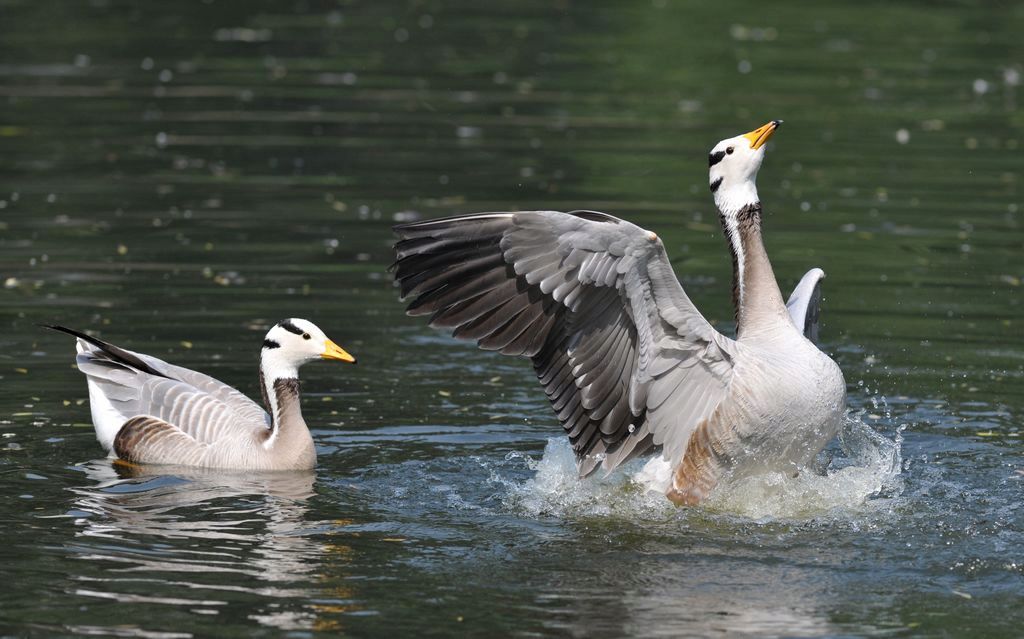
[{"xmin": 723, "ymin": 214, "xmax": 745, "ymax": 304}]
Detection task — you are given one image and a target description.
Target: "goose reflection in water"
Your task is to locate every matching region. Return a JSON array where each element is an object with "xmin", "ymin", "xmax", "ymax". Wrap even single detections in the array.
[
  {"xmin": 63, "ymin": 461, "xmax": 361, "ymax": 634},
  {"xmin": 525, "ymin": 544, "xmax": 840, "ymax": 638}
]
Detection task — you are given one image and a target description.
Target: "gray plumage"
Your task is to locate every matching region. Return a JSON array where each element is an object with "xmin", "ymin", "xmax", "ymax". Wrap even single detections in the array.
[
  {"xmin": 786, "ymin": 267, "xmax": 825, "ymax": 343},
  {"xmin": 394, "ymin": 211, "xmax": 739, "ymax": 479},
  {"xmin": 392, "ymin": 121, "xmax": 847, "ymax": 504},
  {"xmin": 47, "ymin": 320, "xmax": 355, "ymax": 470}
]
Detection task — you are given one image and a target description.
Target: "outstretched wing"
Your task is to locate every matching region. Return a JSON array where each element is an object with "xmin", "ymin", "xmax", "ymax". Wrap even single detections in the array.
[
  {"xmin": 392, "ymin": 211, "xmax": 738, "ymax": 476},
  {"xmin": 46, "ymin": 326, "xmax": 269, "ymax": 452},
  {"xmin": 785, "ymin": 268, "xmax": 825, "ymax": 344}
]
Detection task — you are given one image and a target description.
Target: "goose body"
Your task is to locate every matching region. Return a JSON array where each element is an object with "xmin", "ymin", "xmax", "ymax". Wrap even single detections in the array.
[
  {"xmin": 392, "ymin": 120, "xmax": 846, "ymax": 504},
  {"xmin": 48, "ymin": 319, "xmax": 356, "ymax": 470}
]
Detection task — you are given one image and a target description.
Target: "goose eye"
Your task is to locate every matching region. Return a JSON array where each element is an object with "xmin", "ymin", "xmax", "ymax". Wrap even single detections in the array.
[
  {"xmin": 726, "ymin": 146, "xmax": 734, "ymax": 154},
  {"xmin": 302, "ymin": 333, "xmax": 311, "ymax": 340}
]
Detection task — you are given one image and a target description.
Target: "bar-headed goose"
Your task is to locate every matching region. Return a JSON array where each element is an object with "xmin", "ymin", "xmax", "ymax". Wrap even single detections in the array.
[
  {"xmin": 391, "ymin": 120, "xmax": 846, "ymax": 505},
  {"xmin": 47, "ymin": 319, "xmax": 356, "ymax": 470}
]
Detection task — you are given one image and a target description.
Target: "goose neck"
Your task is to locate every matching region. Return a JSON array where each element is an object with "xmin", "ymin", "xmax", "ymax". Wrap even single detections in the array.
[
  {"xmin": 719, "ymin": 202, "xmax": 789, "ymax": 338},
  {"xmin": 259, "ymin": 359, "xmax": 306, "ymax": 445}
]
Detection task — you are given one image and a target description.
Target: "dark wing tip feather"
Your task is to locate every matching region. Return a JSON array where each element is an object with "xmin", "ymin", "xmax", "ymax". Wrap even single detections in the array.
[
  {"xmin": 43, "ymin": 324, "xmax": 169, "ymax": 379},
  {"xmin": 566, "ymin": 209, "xmax": 622, "ymax": 224},
  {"xmin": 41, "ymin": 324, "xmax": 106, "ymax": 348},
  {"xmin": 391, "ymin": 208, "xmax": 669, "ymax": 474},
  {"xmin": 393, "ymin": 211, "xmax": 516, "ymax": 233}
]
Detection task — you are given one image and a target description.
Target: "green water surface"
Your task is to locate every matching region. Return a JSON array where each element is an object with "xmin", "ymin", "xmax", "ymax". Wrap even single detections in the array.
[{"xmin": 1, "ymin": 1, "xmax": 1022, "ymax": 637}]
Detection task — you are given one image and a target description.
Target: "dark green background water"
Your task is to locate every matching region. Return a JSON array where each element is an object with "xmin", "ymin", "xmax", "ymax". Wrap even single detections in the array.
[{"xmin": 1, "ymin": 1, "xmax": 1022, "ymax": 636}]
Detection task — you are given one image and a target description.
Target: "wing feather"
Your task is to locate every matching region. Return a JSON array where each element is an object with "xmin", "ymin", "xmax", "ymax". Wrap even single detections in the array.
[
  {"xmin": 47, "ymin": 326, "xmax": 268, "ymax": 452},
  {"xmin": 114, "ymin": 415, "xmax": 210, "ymax": 466},
  {"xmin": 786, "ymin": 267, "xmax": 825, "ymax": 344},
  {"xmin": 393, "ymin": 210, "xmax": 738, "ymax": 475}
]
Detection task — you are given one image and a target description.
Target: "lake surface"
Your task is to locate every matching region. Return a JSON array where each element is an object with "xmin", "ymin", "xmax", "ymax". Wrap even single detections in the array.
[{"xmin": 1, "ymin": 0, "xmax": 1022, "ymax": 636}]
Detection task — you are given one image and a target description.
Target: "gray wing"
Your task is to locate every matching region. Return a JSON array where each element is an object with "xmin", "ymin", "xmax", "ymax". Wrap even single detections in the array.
[
  {"xmin": 48, "ymin": 326, "xmax": 268, "ymax": 451},
  {"xmin": 786, "ymin": 268, "xmax": 825, "ymax": 344},
  {"xmin": 392, "ymin": 211, "xmax": 738, "ymax": 476},
  {"xmin": 125, "ymin": 351, "xmax": 269, "ymax": 428}
]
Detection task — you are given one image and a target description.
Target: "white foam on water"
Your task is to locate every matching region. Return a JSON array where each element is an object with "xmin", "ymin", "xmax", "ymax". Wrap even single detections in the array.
[
  {"xmin": 500, "ymin": 441, "xmax": 675, "ymax": 520},
  {"xmin": 705, "ymin": 414, "xmax": 904, "ymax": 520},
  {"xmin": 502, "ymin": 412, "xmax": 904, "ymax": 522}
]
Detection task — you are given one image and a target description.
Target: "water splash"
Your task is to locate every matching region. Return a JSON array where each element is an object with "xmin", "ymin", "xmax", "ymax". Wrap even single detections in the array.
[
  {"xmin": 705, "ymin": 413, "xmax": 904, "ymax": 519},
  {"xmin": 500, "ymin": 444, "xmax": 674, "ymax": 520},
  {"xmin": 503, "ymin": 412, "xmax": 903, "ymax": 521}
]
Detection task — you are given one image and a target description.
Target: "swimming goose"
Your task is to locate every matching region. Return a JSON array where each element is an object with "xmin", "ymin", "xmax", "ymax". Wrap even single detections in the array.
[
  {"xmin": 47, "ymin": 319, "xmax": 356, "ymax": 470},
  {"xmin": 391, "ymin": 120, "xmax": 846, "ymax": 505}
]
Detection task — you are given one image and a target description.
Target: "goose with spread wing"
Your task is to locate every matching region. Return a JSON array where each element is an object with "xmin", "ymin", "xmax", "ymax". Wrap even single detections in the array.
[
  {"xmin": 391, "ymin": 120, "xmax": 846, "ymax": 505},
  {"xmin": 47, "ymin": 319, "xmax": 356, "ymax": 470}
]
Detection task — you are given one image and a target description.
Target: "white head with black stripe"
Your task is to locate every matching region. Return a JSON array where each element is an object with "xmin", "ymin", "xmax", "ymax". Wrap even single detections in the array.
[
  {"xmin": 261, "ymin": 318, "xmax": 356, "ymax": 380},
  {"xmin": 708, "ymin": 120, "xmax": 782, "ymax": 215}
]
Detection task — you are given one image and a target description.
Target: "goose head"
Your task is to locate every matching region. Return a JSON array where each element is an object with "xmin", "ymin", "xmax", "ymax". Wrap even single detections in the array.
[
  {"xmin": 708, "ymin": 119, "xmax": 782, "ymax": 215},
  {"xmin": 261, "ymin": 318, "xmax": 356, "ymax": 379}
]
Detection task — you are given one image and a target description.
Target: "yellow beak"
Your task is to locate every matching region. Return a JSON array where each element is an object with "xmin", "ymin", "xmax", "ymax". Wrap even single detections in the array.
[
  {"xmin": 322, "ymin": 339, "xmax": 357, "ymax": 363},
  {"xmin": 742, "ymin": 119, "xmax": 783, "ymax": 150}
]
